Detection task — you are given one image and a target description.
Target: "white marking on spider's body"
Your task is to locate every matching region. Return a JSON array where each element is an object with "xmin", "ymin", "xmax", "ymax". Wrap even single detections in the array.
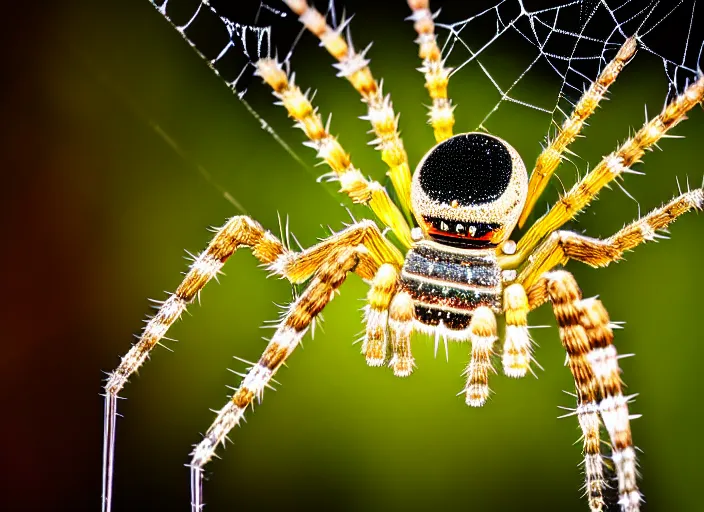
[{"xmin": 412, "ymin": 318, "xmax": 473, "ymax": 343}]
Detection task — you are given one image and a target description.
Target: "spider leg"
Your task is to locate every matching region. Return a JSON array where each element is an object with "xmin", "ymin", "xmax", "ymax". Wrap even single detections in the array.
[
  {"xmin": 407, "ymin": 0, "xmax": 455, "ymax": 142},
  {"xmin": 518, "ymin": 37, "xmax": 637, "ymax": 227},
  {"xmin": 102, "ymin": 218, "xmax": 399, "ymax": 512},
  {"xmin": 282, "ymin": 0, "xmax": 413, "ymax": 212},
  {"xmin": 531, "ymin": 271, "xmax": 640, "ymax": 512},
  {"xmin": 102, "ymin": 215, "xmax": 285, "ymax": 512},
  {"xmin": 389, "ymin": 291, "xmax": 416, "ymax": 377},
  {"xmin": 502, "ymin": 283, "xmax": 534, "ymax": 378},
  {"xmin": 363, "ymin": 263, "xmax": 399, "ymax": 366},
  {"xmin": 463, "ymin": 307, "xmax": 498, "ymax": 407},
  {"xmin": 516, "ymin": 187, "xmax": 703, "ymax": 289},
  {"xmin": 507, "ymin": 74, "xmax": 704, "ymax": 268},
  {"xmin": 189, "ymin": 245, "xmax": 372, "ymax": 511},
  {"xmin": 256, "ymin": 58, "xmax": 412, "ymax": 248}
]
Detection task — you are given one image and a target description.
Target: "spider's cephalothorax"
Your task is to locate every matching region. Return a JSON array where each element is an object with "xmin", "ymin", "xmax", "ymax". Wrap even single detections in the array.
[
  {"xmin": 103, "ymin": 2, "xmax": 704, "ymax": 512},
  {"xmin": 401, "ymin": 133, "xmax": 527, "ymax": 333}
]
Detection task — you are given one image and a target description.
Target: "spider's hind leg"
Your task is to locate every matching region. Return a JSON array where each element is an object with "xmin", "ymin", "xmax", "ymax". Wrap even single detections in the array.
[
  {"xmin": 389, "ymin": 291, "xmax": 416, "ymax": 377},
  {"xmin": 532, "ymin": 271, "xmax": 640, "ymax": 512}
]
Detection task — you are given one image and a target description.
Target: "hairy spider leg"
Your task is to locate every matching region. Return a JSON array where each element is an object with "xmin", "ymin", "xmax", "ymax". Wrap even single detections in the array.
[
  {"xmin": 518, "ymin": 37, "xmax": 637, "ymax": 227},
  {"xmin": 102, "ymin": 216, "xmax": 286, "ymax": 512},
  {"xmin": 363, "ymin": 263, "xmax": 399, "ymax": 366},
  {"xmin": 189, "ymin": 246, "xmax": 376, "ymax": 512},
  {"xmin": 407, "ymin": 0, "xmax": 455, "ymax": 142},
  {"xmin": 389, "ymin": 291, "xmax": 416, "ymax": 376},
  {"xmin": 502, "ymin": 283, "xmax": 534, "ymax": 378},
  {"xmin": 102, "ymin": 217, "xmax": 401, "ymax": 512},
  {"xmin": 282, "ymin": 0, "xmax": 413, "ymax": 213},
  {"xmin": 530, "ymin": 271, "xmax": 640, "ymax": 512},
  {"xmin": 516, "ymin": 187, "xmax": 704, "ymax": 289},
  {"xmin": 506, "ymin": 74, "xmax": 704, "ymax": 268},
  {"xmin": 255, "ymin": 58, "xmax": 413, "ymax": 248},
  {"xmin": 463, "ymin": 306, "xmax": 498, "ymax": 407},
  {"xmin": 580, "ymin": 298, "xmax": 640, "ymax": 512}
]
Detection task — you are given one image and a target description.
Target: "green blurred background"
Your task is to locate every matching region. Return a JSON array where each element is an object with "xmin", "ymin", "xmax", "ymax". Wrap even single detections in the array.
[{"xmin": 3, "ymin": 0, "xmax": 703, "ymax": 510}]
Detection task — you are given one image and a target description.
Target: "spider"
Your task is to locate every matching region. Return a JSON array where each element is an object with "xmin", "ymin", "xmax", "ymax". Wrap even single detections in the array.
[{"xmin": 102, "ymin": 1, "xmax": 704, "ymax": 511}]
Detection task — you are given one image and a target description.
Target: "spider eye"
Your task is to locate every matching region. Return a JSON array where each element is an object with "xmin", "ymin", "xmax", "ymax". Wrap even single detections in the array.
[{"xmin": 411, "ymin": 132, "xmax": 528, "ymax": 247}]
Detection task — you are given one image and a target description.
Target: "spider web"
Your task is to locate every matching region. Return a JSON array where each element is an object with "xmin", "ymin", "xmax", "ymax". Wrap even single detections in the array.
[{"xmin": 148, "ymin": 0, "xmax": 703, "ymax": 209}]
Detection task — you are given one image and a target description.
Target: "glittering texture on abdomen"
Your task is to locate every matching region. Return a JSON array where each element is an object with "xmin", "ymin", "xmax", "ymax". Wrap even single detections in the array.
[{"xmin": 400, "ymin": 242, "xmax": 502, "ymax": 330}]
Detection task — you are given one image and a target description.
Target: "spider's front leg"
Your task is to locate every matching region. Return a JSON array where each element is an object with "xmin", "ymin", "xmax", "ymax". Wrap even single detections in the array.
[
  {"xmin": 102, "ymin": 216, "xmax": 401, "ymax": 512},
  {"xmin": 102, "ymin": 215, "xmax": 286, "ymax": 512},
  {"xmin": 529, "ymin": 271, "xmax": 639, "ymax": 512},
  {"xmin": 189, "ymin": 245, "xmax": 377, "ymax": 511}
]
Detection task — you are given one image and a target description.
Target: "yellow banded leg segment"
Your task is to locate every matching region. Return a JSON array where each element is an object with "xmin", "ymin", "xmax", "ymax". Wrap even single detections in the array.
[
  {"xmin": 502, "ymin": 284, "xmax": 533, "ymax": 378},
  {"xmin": 363, "ymin": 264, "xmax": 399, "ymax": 366},
  {"xmin": 463, "ymin": 307, "xmax": 498, "ymax": 407},
  {"xmin": 515, "ymin": 188, "xmax": 704, "ymax": 290},
  {"xmin": 389, "ymin": 291, "xmax": 415, "ymax": 377},
  {"xmin": 282, "ymin": 0, "xmax": 413, "ymax": 213},
  {"xmin": 519, "ymin": 37, "xmax": 637, "ymax": 227},
  {"xmin": 407, "ymin": 0, "xmax": 455, "ymax": 142},
  {"xmin": 281, "ymin": 219, "xmax": 404, "ymax": 284},
  {"xmin": 255, "ymin": 58, "xmax": 412, "ymax": 248},
  {"xmin": 545, "ymin": 272, "xmax": 607, "ymax": 512},
  {"xmin": 510, "ymin": 74, "xmax": 704, "ymax": 266}
]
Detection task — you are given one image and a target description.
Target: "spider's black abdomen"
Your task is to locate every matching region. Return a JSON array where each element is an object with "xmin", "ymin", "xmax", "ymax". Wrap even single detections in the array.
[
  {"xmin": 400, "ymin": 241, "xmax": 502, "ymax": 331},
  {"xmin": 418, "ymin": 133, "xmax": 512, "ymax": 206}
]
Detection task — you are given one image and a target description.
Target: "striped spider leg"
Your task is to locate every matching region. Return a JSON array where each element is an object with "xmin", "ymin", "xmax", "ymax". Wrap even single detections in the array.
[
  {"xmin": 407, "ymin": 0, "xmax": 456, "ymax": 143},
  {"xmin": 283, "ymin": 0, "xmax": 414, "ymax": 213},
  {"xmin": 103, "ymin": 217, "xmax": 404, "ymax": 512},
  {"xmin": 503, "ymin": 74, "xmax": 704, "ymax": 510},
  {"xmin": 500, "ymin": 186, "xmax": 704, "ymax": 512}
]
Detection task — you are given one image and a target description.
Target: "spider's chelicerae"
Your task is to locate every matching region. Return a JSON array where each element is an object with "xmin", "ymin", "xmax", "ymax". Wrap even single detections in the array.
[{"xmin": 102, "ymin": 1, "xmax": 704, "ymax": 511}]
